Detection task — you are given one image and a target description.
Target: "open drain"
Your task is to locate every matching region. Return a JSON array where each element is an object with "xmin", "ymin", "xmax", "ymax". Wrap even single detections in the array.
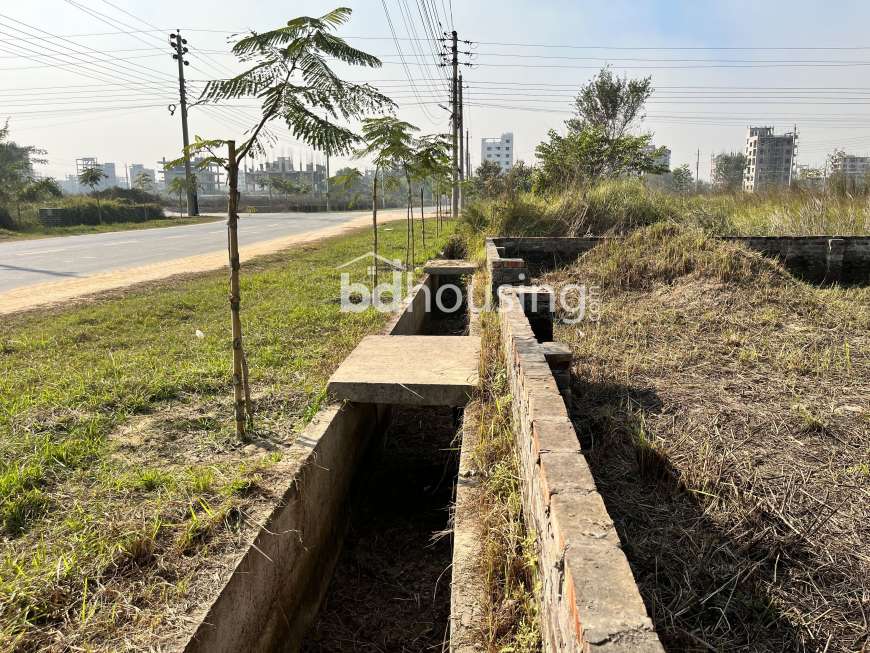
[{"xmin": 301, "ymin": 405, "xmax": 458, "ymax": 651}]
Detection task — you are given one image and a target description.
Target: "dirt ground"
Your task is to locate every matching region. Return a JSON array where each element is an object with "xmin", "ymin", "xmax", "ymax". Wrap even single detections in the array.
[{"xmin": 301, "ymin": 406, "xmax": 458, "ymax": 652}]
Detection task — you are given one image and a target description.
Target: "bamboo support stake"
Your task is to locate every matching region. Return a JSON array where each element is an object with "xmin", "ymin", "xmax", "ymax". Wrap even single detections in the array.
[{"xmin": 227, "ymin": 140, "xmax": 247, "ymax": 437}]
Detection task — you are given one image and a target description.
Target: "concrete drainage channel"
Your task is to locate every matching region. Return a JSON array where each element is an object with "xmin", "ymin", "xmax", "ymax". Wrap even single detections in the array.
[
  {"xmin": 178, "ymin": 261, "xmax": 479, "ymax": 653},
  {"xmin": 177, "ymin": 235, "xmax": 869, "ymax": 653},
  {"xmin": 302, "ymin": 267, "xmax": 473, "ymax": 650}
]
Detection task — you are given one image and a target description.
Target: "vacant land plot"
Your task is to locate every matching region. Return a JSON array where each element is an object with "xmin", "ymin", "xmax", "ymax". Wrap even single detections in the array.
[
  {"xmin": 0, "ymin": 220, "xmax": 453, "ymax": 651},
  {"xmin": 545, "ymin": 224, "xmax": 869, "ymax": 652}
]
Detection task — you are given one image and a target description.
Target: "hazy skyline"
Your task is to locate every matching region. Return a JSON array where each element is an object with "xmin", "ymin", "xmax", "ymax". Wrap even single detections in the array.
[{"xmin": 3, "ymin": 0, "xmax": 870, "ymax": 182}]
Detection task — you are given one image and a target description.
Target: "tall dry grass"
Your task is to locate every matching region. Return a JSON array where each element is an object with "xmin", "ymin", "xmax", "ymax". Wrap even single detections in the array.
[{"xmin": 462, "ymin": 178, "xmax": 870, "ymax": 239}]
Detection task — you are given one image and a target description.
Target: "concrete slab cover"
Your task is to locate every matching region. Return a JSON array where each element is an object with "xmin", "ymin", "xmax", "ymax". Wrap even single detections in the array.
[
  {"xmin": 423, "ymin": 259, "xmax": 477, "ymax": 275},
  {"xmin": 327, "ymin": 335, "xmax": 481, "ymax": 406}
]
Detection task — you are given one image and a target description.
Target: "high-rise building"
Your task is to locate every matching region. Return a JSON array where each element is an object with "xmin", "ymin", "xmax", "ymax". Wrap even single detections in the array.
[
  {"xmin": 743, "ymin": 127, "xmax": 797, "ymax": 192},
  {"xmin": 481, "ymin": 132, "xmax": 514, "ymax": 171}
]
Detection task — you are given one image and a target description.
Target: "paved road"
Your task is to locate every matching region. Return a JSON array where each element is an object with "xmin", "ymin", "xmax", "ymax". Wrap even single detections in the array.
[{"xmin": 0, "ymin": 210, "xmax": 394, "ymax": 294}]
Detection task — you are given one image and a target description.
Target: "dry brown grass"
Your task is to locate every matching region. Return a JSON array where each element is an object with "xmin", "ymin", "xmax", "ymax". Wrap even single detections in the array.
[
  {"xmin": 466, "ymin": 309, "xmax": 541, "ymax": 652},
  {"xmin": 544, "ymin": 224, "xmax": 870, "ymax": 652}
]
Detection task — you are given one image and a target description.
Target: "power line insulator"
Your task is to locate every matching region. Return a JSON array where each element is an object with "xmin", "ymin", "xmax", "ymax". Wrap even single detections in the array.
[{"xmin": 172, "ymin": 54, "xmax": 179, "ymax": 60}]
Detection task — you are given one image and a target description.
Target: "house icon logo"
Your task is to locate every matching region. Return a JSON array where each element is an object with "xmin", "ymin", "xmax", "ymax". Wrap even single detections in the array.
[{"xmin": 336, "ymin": 252, "xmax": 405, "ymax": 278}]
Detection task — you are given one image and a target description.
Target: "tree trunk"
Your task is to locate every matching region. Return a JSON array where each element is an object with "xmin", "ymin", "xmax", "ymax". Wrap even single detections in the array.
[
  {"xmin": 405, "ymin": 172, "xmax": 413, "ymax": 269},
  {"xmin": 372, "ymin": 170, "xmax": 379, "ymax": 286},
  {"xmin": 420, "ymin": 186, "xmax": 425, "ymax": 249},
  {"xmin": 227, "ymin": 140, "xmax": 252, "ymax": 438}
]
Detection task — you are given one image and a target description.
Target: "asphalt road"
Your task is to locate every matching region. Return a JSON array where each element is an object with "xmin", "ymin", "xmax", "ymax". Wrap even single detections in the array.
[{"xmin": 0, "ymin": 210, "xmax": 391, "ymax": 294}]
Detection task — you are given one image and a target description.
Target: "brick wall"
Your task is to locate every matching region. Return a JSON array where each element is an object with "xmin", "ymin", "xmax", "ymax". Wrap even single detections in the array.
[{"xmin": 498, "ymin": 289, "xmax": 663, "ymax": 652}]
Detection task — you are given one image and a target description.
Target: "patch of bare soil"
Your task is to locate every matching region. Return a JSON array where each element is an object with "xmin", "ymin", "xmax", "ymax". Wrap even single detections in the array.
[
  {"xmin": 544, "ymin": 227, "xmax": 870, "ymax": 652},
  {"xmin": 302, "ymin": 406, "xmax": 458, "ymax": 652}
]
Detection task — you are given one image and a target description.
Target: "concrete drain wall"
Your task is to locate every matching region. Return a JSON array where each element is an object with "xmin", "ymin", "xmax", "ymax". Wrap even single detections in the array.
[
  {"xmin": 491, "ymin": 235, "xmax": 870, "ymax": 285},
  {"xmin": 180, "ymin": 274, "xmax": 445, "ymax": 653}
]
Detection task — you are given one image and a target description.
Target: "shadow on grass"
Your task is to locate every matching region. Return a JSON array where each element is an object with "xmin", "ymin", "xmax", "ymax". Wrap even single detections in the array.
[{"xmin": 568, "ymin": 377, "xmax": 808, "ymax": 652}]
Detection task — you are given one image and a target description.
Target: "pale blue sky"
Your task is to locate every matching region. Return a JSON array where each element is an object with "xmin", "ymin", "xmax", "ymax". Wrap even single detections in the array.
[{"xmin": 3, "ymin": 0, "xmax": 870, "ymax": 180}]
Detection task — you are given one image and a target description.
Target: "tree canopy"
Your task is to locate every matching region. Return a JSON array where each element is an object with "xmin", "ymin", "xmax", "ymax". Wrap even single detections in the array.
[
  {"xmin": 534, "ymin": 67, "xmax": 667, "ymax": 190},
  {"xmin": 0, "ymin": 121, "xmax": 47, "ymax": 206},
  {"xmin": 198, "ymin": 7, "xmax": 394, "ymax": 164}
]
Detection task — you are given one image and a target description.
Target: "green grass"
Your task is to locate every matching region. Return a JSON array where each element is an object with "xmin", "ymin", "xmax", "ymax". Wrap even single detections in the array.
[
  {"xmin": 0, "ymin": 218, "xmax": 455, "ymax": 651},
  {"xmin": 0, "ymin": 215, "xmax": 221, "ymax": 242}
]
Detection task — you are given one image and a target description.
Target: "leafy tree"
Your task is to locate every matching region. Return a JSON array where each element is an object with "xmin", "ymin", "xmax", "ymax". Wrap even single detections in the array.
[
  {"xmin": 712, "ymin": 152, "xmax": 746, "ymax": 192},
  {"xmin": 356, "ymin": 116, "xmax": 418, "ymax": 277},
  {"xmin": 534, "ymin": 67, "xmax": 666, "ymax": 190},
  {"xmin": 330, "ymin": 167, "xmax": 363, "ymax": 191},
  {"xmin": 570, "ymin": 65, "xmax": 652, "ymax": 140},
  {"xmin": 133, "ymin": 171, "xmax": 154, "ymax": 192},
  {"xmin": 167, "ymin": 176, "xmax": 196, "ymax": 216},
  {"xmin": 78, "ymin": 166, "xmax": 108, "ymax": 223},
  {"xmin": 411, "ymin": 133, "xmax": 450, "ymax": 247},
  {"xmin": 14, "ymin": 178, "xmax": 61, "ymax": 219},
  {"xmin": 670, "ymin": 164, "xmax": 694, "ymax": 195},
  {"xmin": 170, "ymin": 7, "xmax": 393, "ymax": 437},
  {"xmin": 329, "ymin": 167, "xmax": 365, "ymax": 209},
  {"xmin": 0, "ymin": 121, "xmax": 47, "ymax": 209},
  {"xmin": 471, "ymin": 160, "xmax": 504, "ymax": 197}
]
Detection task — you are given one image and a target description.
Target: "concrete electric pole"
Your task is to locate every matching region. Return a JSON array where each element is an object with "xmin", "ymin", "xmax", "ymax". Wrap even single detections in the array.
[
  {"xmin": 458, "ymin": 72, "xmax": 465, "ymax": 207},
  {"xmin": 450, "ymin": 30, "xmax": 459, "ymax": 219},
  {"xmin": 170, "ymin": 30, "xmax": 198, "ymax": 216}
]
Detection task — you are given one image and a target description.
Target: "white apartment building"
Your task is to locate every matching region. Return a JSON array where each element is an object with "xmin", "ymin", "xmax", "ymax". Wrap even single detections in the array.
[
  {"xmin": 481, "ymin": 132, "xmax": 513, "ymax": 171},
  {"xmin": 743, "ymin": 127, "xmax": 797, "ymax": 192},
  {"xmin": 829, "ymin": 151, "xmax": 870, "ymax": 184}
]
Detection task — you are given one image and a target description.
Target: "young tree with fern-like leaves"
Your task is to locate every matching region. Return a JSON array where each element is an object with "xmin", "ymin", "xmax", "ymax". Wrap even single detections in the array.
[
  {"xmin": 168, "ymin": 7, "xmax": 394, "ymax": 438},
  {"xmin": 355, "ymin": 116, "xmax": 417, "ymax": 281},
  {"xmin": 78, "ymin": 166, "xmax": 107, "ymax": 224}
]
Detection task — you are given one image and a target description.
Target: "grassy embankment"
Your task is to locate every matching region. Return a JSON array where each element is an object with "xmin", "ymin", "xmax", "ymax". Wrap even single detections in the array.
[
  {"xmin": 462, "ymin": 178, "xmax": 870, "ymax": 239},
  {"xmin": 544, "ymin": 224, "xmax": 869, "ymax": 651},
  {"xmin": 0, "ymin": 218, "xmax": 454, "ymax": 651},
  {"xmin": 0, "ymin": 215, "xmax": 221, "ymax": 242},
  {"xmin": 0, "ymin": 196, "xmax": 176, "ymax": 241}
]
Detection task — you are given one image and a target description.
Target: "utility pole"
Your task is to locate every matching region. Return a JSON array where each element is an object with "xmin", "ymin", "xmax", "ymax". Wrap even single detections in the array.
[
  {"xmin": 466, "ymin": 129, "xmax": 471, "ymax": 178},
  {"xmin": 450, "ymin": 30, "xmax": 459, "ymax": 219},
  {"xmin": 695, "ymin": 148, "xmax": 700, "ymax": 193},
  {"xmin": 458, "ymin": 73, "xmax": 465, "ymax": 208},
  {"xmin": 169, "ymin": 30, "xmax": 198, "ymax": 215}
]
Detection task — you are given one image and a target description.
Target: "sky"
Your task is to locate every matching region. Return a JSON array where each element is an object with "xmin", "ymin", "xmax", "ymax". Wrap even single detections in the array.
[{"xmin": 3, "ymin": 0, "xmax": 870, "ymax": 182}]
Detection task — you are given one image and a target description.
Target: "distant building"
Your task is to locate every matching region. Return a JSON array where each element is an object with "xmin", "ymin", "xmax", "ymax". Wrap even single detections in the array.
[
  {"xmin": 795, "ymin": 165, "xmax": 826, "ymax": 191},
  {"xmin": 244, "ymin": 157, "xmax": 327, "ymax": 193},
  {"xmin": 160, "ymin": 157, "xmax": 222, "ymax": 194},
  {"xmin": 829, "ymin": 151, "xmax": 870, "ymax": 188},
  {"xmin": 743, "ymin": 127, "xmax": 797, "ymax": 192},
  {"xmin": 644, "ymin": 144, "xmax": 671, "ymax": 173},
  {"xmin": 481, "ymin": 132, "xmax": 513, "ymax": 171},
  {"xmin": 128, "ymin": 163, "xmax": 156, "ymax": 189},
  {"xmin": 75, "ymin": 157, "xmax": 118, "ymax": 190}
]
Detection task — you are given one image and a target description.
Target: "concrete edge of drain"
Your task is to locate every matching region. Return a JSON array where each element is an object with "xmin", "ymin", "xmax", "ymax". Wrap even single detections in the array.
[
  {"xmin": 174, "ymin": 265, "xmax": 446, "ymax": 652},
  {"xmin": 449, "ymin": 284, "xmax": 487, "ymax": 653}
]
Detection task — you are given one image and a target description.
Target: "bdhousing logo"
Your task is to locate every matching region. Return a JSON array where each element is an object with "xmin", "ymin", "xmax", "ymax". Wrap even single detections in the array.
[{"xmin": 336, "ymin": 252, "xmax": 600, "ymax": 322}]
